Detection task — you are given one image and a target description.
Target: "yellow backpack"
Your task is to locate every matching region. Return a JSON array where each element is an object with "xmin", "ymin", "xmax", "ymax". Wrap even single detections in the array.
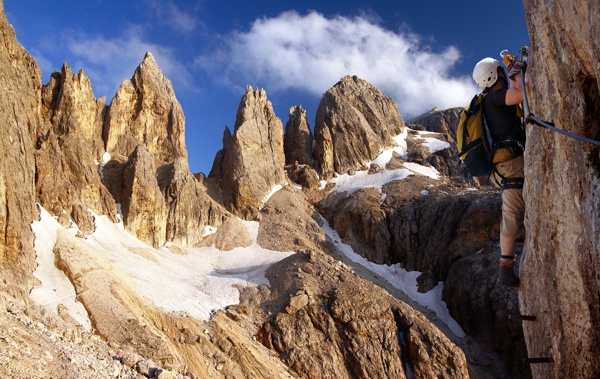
[{"xmin": 456, "ymin": 93, "xmax": 493, "ymax": 177}]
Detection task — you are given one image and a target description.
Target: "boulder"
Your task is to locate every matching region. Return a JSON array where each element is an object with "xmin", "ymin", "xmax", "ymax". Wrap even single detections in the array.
[{"xmin": 213, "ymin": 217, "xmax": 252, "ymax": 251}]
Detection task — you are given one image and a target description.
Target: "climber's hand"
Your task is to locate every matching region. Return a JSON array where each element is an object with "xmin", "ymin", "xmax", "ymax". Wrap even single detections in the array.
[{"xmin": 508, "ymin": 61, "xmax": 527, "ymax": 79}]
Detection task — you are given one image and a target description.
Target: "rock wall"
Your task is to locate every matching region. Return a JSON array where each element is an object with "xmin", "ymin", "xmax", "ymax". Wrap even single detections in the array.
[
  {"xmin": 522, "ymin": 1, "xmax": 600, "ymax": 377},
  {"xmin": 0, "ymin": 0, "xmax": 41, "ymax": 297}
]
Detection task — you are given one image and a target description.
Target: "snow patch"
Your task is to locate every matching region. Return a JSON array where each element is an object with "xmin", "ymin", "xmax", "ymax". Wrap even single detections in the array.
[
  {"xmin": 320, "ymin": 215, "xmax": 466, "ymax": 337},
  {"xmin": 30, "ymin": 206, "xmax": 294, "ymax": 323}
]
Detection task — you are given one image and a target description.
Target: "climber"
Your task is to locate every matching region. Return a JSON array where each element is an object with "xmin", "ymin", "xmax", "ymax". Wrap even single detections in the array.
[{"xmin": 472, "ymin": 54, "xmax": 527, "ymax": 287}]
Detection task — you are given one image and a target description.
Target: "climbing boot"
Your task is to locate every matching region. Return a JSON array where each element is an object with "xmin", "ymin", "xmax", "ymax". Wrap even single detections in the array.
[{"xmin": 498, "ymin": 259, "xmax": 520, "ymax": 287}]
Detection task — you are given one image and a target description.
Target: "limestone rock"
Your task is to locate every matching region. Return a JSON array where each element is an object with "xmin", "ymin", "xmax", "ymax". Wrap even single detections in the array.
[
  {"xmin": 52, "ymin": 228, "xmax": 299, "ymax": 378},
  {"xmin": 313, "ymin": 121, "xmax": 335, "ymax": 179},
  {"xmin": 213, "ymin": 217, "xmax": 251, "ymax": 251},
  {"xmin": 318, "ymin": 178, "xmax": 502, "ymax": 290},
  {"xmin": 104, "ymin": 52, "xmax": 187, "ymax": 166},
  {"xmin": 36, "ymin": 63, "xmax": 119, "ymax": 233},
  {"xmin": 158, "ymin": 158, "xmax": 228, "ymax": 247},
  {"xmin": 314, "ymin": 75, "xmax": 405, "ymax": 178},
  {"xmin": 0, "ymin": 292, "xmax": 145, "ymax": 378},
  {"xmin": 207, "ymin": 126, "xmax": 232, "ymax": 180},
  {"xmin": 98, "ymin": 54, "xmax": 227, "ymax": 248},
  {"xmin": 407, "ymin": 108, "xmax": 465, "ymax": 181},
  {"xmin": 406, "ymin": 107, "xmax": 462, "ymax": 139},
  {"xmin": 121, "ymin": 145, "xmax": 168, "ymax": 247},
  {"xmin": 214, "ymin": 86, "xmax": 286, "ymax": 220},
  {"xmin": 318, "ymin": 187, "xmax": 392, "ymax": 264},
  {"xmin": 257, "ymin": 250, "xmax": 470, "ymax": 379},
  {"xmin": 0, "ymin": 0, "xmax": 42, "ymax": 297},
  {"xmin": 521, "ymin": 1, "xmax": 600, "ymax": 377},
  {"xmin": 257, "ymin": 186, "xmax": 330, "ymax": 253},
  {"xmin": 284, "ymin": 105, "xmax": 313, "ymax": 166},
  {"xmin": 388, "ymin": 185, "xmax": 502, "ymax": 291},
  {"xmin": 285, "ymin": 163, "xmax": 321, "ymax": 195},
  {"xmin": 443, "ymin": 246, "xmax": 529, "ymax": 379},
  {"xmin": 52, "ymin": 229, "xmax": 185, "ymax": 370}
]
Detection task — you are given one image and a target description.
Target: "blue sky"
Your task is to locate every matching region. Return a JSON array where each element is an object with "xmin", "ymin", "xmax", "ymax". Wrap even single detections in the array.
[{"xmin": 4, "ymin": 1, "xmax": 529, "ymax": 174}]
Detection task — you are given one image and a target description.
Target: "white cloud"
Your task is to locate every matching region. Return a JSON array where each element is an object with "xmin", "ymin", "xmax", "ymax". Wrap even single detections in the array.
[
  {"xmin": 147, "ymin": 0, "xmax": 198, "ymax": 33},
  {"xmin": 63, "ymin": 26, "xmax": 195, "ymax": 98},
  {"xmin": 197, "ymin": 11, "xmax": 479, "ymax": 118}
]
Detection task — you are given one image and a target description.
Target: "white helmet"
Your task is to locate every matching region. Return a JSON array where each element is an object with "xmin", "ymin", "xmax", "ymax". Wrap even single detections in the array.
[{"xmin": 473, "ymin": 58, "xmax": 501, "ymax": 90}]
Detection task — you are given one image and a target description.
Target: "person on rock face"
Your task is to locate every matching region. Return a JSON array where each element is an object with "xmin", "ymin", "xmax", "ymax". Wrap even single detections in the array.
[{"xmin": 472, "ymin": 55, "xmax": 527, "ymax": 287}]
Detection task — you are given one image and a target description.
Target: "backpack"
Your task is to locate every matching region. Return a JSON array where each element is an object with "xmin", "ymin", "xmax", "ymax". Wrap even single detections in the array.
[
  {"xmin": 456, "ymin": 93, "xmax": 494, "ymax": 177},
  {"xmin": 457, "ymin": 93, "xmax": 526, "ymax": 179}
]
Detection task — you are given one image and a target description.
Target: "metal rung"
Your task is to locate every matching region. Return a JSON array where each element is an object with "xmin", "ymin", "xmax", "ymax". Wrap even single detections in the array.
[
  {"xmin": 509, "ymin": 314, "xmax": 537, "ymax": 321},
  {"xmin": 523, "ymin": 357, "xmax": 554, "ymax": 364}
]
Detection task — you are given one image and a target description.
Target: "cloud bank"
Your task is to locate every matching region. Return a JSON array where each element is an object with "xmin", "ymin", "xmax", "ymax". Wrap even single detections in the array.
[
  {"xmin": 34, "ymin": 8, "xmax": 477, "ymax": 118},
  {"xmin": 198, "ymin": 11, "xmax": 479, "ymax": 118}
]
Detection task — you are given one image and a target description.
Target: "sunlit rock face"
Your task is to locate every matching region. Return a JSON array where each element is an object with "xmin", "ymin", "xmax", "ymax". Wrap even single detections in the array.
[
  {"xmin": 4, "ymin": 0, "xmax": 588, "ymax": 376},
  {"xmin": 83, "ymin": 51, "xmax": 227, "ymax": 248},
  {"xmin": 0, "ymin": 0, "xmax": 39, "ymax": 297},
  {"xmin": 37, "ymin": 63, "xmax": 119, "ymax": 234},
  {"xmin": 522, "ymin": 1, "xmax": 600, "ymax": 378},
  {"xmin": 103, "ymin": 52, "xmax": 187, "ymax": 166},
  {"xmin": 212, "ymin": 85, "xmax": 287, "ymax": 220},
  {"xmin": 314, "ymin": 75, "xmax": 406, "ymax": 179}
]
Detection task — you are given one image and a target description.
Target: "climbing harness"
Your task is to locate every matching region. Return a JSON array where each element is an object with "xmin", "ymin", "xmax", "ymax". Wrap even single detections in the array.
[
  {"xmin": 500, "ymin": 177, "xmax": 525, "ymax": 190},
  {"xmin": 517, "ymin": 46, "xmax": 600, "ymax": 146}
]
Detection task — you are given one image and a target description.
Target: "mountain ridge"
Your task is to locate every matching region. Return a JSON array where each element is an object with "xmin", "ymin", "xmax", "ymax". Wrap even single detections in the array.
[{"xmin": 1, "ymin": 0, "xmax": 599, "ymax": 378}]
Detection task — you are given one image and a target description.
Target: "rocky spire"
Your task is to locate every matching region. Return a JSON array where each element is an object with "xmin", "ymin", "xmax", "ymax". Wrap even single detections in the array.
[
  {"xmin": 216, "ymin": 85, "xmax": 286, "ymax": 220},
  {"xmin": 314, "ymin": 75, "xmax": 405, "ymax": 179},
  {"xmin": 36, "ymin": 63, "xmax": 119, "ymax": 233},
  {"xmin": 284, "ymin": 105, "xmax": 313, "ymax": 166},
  {"xmin": 103, "ymin": 52, "xmax": 187, "ymax": 166}
]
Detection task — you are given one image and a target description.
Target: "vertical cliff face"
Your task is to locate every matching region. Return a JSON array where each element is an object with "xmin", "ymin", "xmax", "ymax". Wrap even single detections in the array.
[
  {"xmin": 522, "ymin": 1, "xmax": 600, "ymax": 377},
  {"xmin": 0, "ymin": 0, "xmax": 41, "ymax": 297},
  {"xmin": 216, "ymin": 86, "xmax": 286, "ymax": 220},
  {"xmin": 37, "ymin": 63, "xmax": 119, "ymax": 233},
  {"xmin": 104, "ymin": 52, "xmax": 187, "ymax": 166}
]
